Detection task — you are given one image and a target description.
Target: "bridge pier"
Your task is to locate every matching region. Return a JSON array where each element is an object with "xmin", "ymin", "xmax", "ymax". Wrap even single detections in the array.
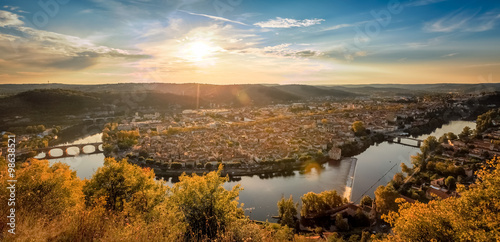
[{"xmin": 417, "ymin": 141, "xmax": 421, "ymax": 147}]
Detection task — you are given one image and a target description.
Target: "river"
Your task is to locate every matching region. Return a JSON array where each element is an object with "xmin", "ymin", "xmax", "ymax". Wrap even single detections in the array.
[{"xmin": 42, "ymin": 120, "xmax": 475, "ymax": 221}]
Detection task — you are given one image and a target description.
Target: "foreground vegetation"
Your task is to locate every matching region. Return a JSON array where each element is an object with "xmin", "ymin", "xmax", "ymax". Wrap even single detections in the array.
[
  {"xmin": 383, "ymin": 157, "xmax": 500, "ymax": 241},
  {"xmin": 0, "ymin": 158, "xmax": 295, "ymax": 241},
  {"xmin": 1, "ymin": 155, "xmax": 498, "ymax": 241}
]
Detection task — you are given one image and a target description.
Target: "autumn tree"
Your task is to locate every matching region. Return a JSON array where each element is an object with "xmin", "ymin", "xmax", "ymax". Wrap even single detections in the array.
[
  {"xmin": 277, "ymin": 195, "xmax": 298, "ymax": 229},
  {"xmin": 352, "ymin": 121, "xmax": 366, "ymax": 136},
  {"xmin": 400, "ymin": 162, "xmax": 412, "ymax": 174},
  {"xmin": 83, "ymin": 158, "xmax": 166, "ymax": 215},
  {"xmin": 0, "ymin": 159, "xmax": 84, "ymax": 217},
  {"xmin": 384, "ymin": 157, "xmax": 500, "ymax": 241}
]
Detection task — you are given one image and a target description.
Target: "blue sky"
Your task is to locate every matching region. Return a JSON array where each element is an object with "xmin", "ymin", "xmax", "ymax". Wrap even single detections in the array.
[{"xmin": 0, "ymin": 0, "xmax": 499, "ymax": 84}]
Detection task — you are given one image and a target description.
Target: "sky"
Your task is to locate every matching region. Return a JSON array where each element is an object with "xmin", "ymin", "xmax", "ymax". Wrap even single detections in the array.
[{"xmin": 0, "ymin": 0, "xmax": 499, "ymax": 85}]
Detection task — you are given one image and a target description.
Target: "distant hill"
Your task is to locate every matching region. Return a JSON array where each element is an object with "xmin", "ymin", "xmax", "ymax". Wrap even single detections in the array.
[
  {"xmin": 0, "ymin": 89, "xmax": 101, "ymax": 117},
  {"xmin": 272, "ymin": 85, "xmax": 356, "ymax": 98},
  {"xmin": 0, "ymin": 83, "xmax": 357, "ymax": 107},
  {"xmin": 329, "ymin": 83, "xmax": 500, "ymax": 95}
]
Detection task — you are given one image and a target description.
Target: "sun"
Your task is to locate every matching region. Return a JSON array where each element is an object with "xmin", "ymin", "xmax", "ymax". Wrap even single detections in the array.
[
  {"xmin": 180, "ymin": 40, "xmax": 221, "ymax": 64},
  {"xmin": 185, "ymin": 41, "xmax": 211, "ymax": 62}
]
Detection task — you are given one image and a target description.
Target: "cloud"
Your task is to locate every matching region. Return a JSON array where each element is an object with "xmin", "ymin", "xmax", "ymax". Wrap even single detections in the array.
[
  {"xmin": 179, "ymin": 11, "xmax": 249, "ymax": 26},
  {"xmin": 442, "ymin": 53, "xmax": 458, "ymax": 58},
  {"xmin": 254, "ymin": 17, "xmax": 324, "ymax": 28},
  {"xmin": 321, "ymin": 23, "xmax": 353, "ymax": 31},
  {"xmin": 406, "ymin": 0, "xmax": 447, "ymax": 7},
  {"xmin": 0, "ymin": 10, "xmax": 24, "ymax": 27},
  {"xmin": 424, "ymin": 9, "xmax": 500, "ymax": 33},
  {"xmin": 0, "ymin": 12, "xmax": 149, "ymax": 71},
  {"xmin": 319, "ymin": 20, "xmax": 371, "ymax": 32},
  {"xmin": 236, "ymin": 43, "xmax": 323, "ymax": 58}
]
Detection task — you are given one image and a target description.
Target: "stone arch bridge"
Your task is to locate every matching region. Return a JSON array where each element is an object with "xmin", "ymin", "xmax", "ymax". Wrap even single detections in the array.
[{"xmin": 35, "ymin": 142, "xmax": 104, "ymax": 159}]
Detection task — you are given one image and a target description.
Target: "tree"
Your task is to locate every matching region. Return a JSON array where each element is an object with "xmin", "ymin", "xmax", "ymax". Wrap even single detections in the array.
[
  {"xmin": 168, "ymin": 165, "xmax": 244, "ymax": 240},
  {"xmin": 335, "ymin": 213, "xmax": 349, "ymax": 231},
  {"xmin": 83, "ymin": 158, "xmax": 166, "ymax": 214},
  {"xmin": 393, "ymin": 172, "xmax": 405, "ymax": 185},
  {"xmin": 447, "ymin": 132, "xmax": 458, "ymax": 140},
  {"xmin": 301, "ymin": 190, "xmax": 344, "ymax": 217},
  {"xmin": 277, "ymin": 195, "xmax": 298, "ymax": 229},
  {"xmin": 0, "ymin": 159, "xmax": 83, "ymax": 218},
  {"xmin": 476, "ymin": 109, "xmax": 498, "ymax": 133},
  {"xmin": 420, "ymin": 136, "xmax": 439, "ymax": 156},
  {"xmin": 458, "ymin": 126, "xmax": 472, "ymax": 142},
  {"xmin": 374, "ymin": 184, "xmax": 399, "ymax": 214},
  {"xmin": 354, "ymin": 208, "xmax": 370, "ymax": 227},
  {"xmin": 327, "ymin": 232, "xmax": 345, "ymax": 242},
  {"xmin": 36, "ymin": 124, "xmax": 46, "ymax": 133},
  {"xmin": 352, "ymin": 121, "xmax": 366, "ymax": 136},
  {"xmin": 384, "ymin": 157, "xmax": 500, "ymax": 241},
  {"xmin": 401, "ymin": 162, "xmax": 412, "ymax": 174},
  {"xmin": 445, "ymin": 176, "xmax": 456, "ymax": 190},
  {"xmin": 360, "ymin": 195, "xmax": 373, "ymax": 207}
]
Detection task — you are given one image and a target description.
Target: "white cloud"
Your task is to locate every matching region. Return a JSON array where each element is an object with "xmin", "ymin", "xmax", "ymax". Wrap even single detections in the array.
[
  {"xmin": 321, "ymin": 23, "xmax": 353, "ymax": 31},
  {"xmin": 0, "ymin": 19, "xmax": 148, "ymax": 70},
  {"xmin": 424, "ymin": 9, "xmax": 500, "ymax": 33},
  {"xmin": 442, "ymin": 53, "xmax": 458, "ymax": 58},
  {"xmin": 179, "ymin": 11, "xmax": 249, "ymax": 26},
  {"xmin": 236, "ymin": 43, "xmax": 323, "ymax": 59},
  {"xmin": 319, "ymin": 20, "xmax": 371, "ymax": 32},
  {"xmin": 0, "ymin": 10, "xmax": 24, "ymax": 27},
  {"xmin": 254, "ymin": 17, "xmax": 324, "ymax": 28}
]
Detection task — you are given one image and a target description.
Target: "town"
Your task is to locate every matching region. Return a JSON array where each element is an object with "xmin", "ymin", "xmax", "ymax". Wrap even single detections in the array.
[{"xmin": 100, "ymin": 93, "xmax": 486, "ymax": 176}]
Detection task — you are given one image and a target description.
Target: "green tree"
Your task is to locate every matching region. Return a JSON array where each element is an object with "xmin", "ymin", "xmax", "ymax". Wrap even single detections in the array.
[
  {"xmin": 420, "ymin": 136, "xmax": 440, "ymax": 156},
  {"xmin": 458, "ymin": 126, "xmax": 472, "ymax": 142},
  {"xmin": 476, "ymin": 109, "xmax": 498, "ymax": 133},
  {"xmin": 445, "ymin": 176, "xmax": 456, "ymax": 190},
  {"xmin": 168, "ymin": 165, "xmax": 244, "ymax": 240},
  {"xmin": 375, "ymin": 184, "xmax": 399, "ymax": 214},
  {"xmin": 335, "ymin": 213, "xmax": 349, "ymax": 231},
  {"xmin": 354, "ymin": 208, "xmax": 370, "ymax": 227},
  {"xmin": 277, "ymin": 195, "xmax": 298, "ymax": 229},
  {"xmin": 36, "ymin": 124, "xmax": 46, "ymax": 133},
  {"xmin": 447, "ymin": 132, "xmax": 458, "ymax": 140},
  {"xmin": 360, "ymin": 195, "xmax": 373, "ymax": 207},
  {"xmin": 301, "ymin": 190, "xmax": 344, "ymax": 217}
]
